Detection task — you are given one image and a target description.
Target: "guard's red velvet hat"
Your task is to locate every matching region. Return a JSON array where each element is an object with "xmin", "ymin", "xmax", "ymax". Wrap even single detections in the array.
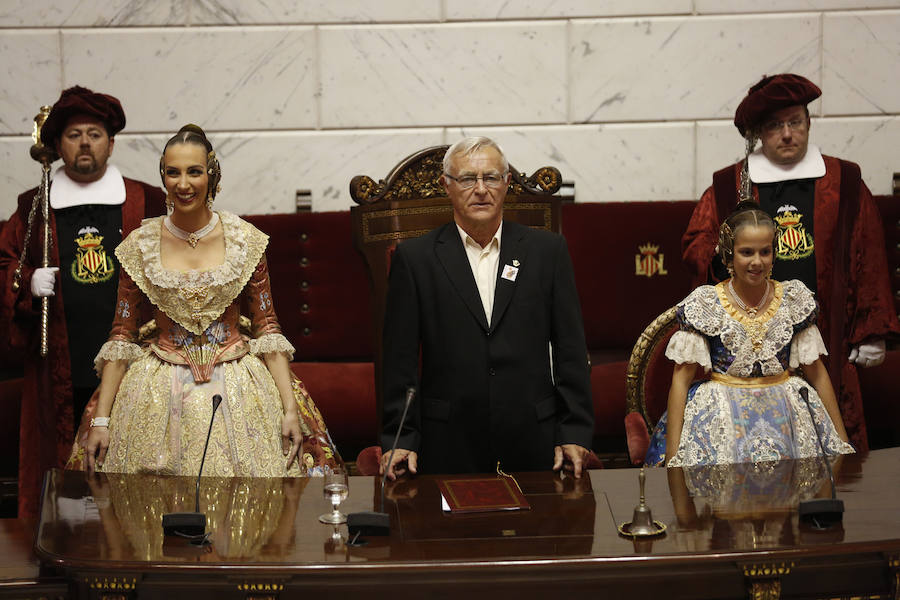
[
  {"xmin": 733, "ymin": 74, "xmax": 821, "ymax": 136},
  {"xmin": 40, "ymin": 85, "xmax": 126, "ymax": 145}
]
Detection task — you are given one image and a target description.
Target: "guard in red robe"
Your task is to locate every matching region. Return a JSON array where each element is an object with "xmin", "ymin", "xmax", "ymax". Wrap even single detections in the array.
[
  {"xmin": 0, "ymin": 86, "xmax": 165, "ymax": 517},
  {"xmin": 683, "ymin": 74, "xmax": 900, "ymax": 452}
]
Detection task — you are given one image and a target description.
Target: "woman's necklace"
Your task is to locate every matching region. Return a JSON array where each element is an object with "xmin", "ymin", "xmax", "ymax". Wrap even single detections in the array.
[
  {"xmin": 728, "ymin": 278, "xmax": 771, "ymax": 351},
  {"xmin": 728, "ymin": 278, "xmax": 770, "ymax": 317},
  {"xmin": 164, "ymin": 212, "xmax": 219, "ymax": 248}
]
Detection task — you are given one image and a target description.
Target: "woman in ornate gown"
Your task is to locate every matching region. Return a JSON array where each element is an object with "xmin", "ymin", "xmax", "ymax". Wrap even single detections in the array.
[
  {"xmin": 72, "ymin": 124, "xmax": 337, "ymax": 476},
  {"xmin": 645, "ymin": 203, "xmax": 853, "ymax": 467}
]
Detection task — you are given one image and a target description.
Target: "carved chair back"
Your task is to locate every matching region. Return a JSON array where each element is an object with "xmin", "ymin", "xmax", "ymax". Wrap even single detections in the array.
[
  {"xmin": 623, "ymin": 306, "xmax": 679, "ymax": 464},
  {"xmin": 350, "ymin": 144, "xmax": 563, "ymax": 437}
]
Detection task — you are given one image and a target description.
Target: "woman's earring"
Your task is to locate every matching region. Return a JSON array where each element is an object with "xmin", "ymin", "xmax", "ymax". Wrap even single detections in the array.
[
  {"xmin": 205, "ymin": 193, "xmax": 214, "ymax": 210},
  {"xmin": 166, "ymin": 196, "xmax": 174, "ymax": 212}
]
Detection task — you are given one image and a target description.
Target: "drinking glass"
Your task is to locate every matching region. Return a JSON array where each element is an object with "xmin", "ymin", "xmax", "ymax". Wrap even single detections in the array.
[{"xmin": 319, "ymin": 467, "xmax": 349, "ymax": 524}]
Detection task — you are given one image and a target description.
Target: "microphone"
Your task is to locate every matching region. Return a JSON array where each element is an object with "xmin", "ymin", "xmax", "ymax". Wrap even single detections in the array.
[
  {"xmin": 797, "ymin": 387, "xmax": 844, "ymax": 529},
  {"xmin": 347, "ymin": 386, "xmax": 416, "ymax": 538},
  {"xmin": 162, "ymin": 394, "xmax": 223, "ymax": 539}
]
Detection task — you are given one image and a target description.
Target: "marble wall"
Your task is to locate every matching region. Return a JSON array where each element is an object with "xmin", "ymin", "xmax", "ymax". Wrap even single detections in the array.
[{"xmin": 1, "ymin": 1, "xmax": 898, "ymax": 218}]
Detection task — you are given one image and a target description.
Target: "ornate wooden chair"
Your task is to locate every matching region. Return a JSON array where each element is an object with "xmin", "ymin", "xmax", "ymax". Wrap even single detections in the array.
[
  {"xmin": 624, "ymin": 306, "xmax": 679, "ymax": 465},
  {"xmin": 349, "ymin": 144, "xmax": 566, "ymax": 474}
]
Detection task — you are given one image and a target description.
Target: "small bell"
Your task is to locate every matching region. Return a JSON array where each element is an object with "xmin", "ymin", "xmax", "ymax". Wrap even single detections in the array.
[
  {"xmin": 618, "ymin": 467, "xmax": 666, "ymax": 537},
  {"xmin": 628, "ymin": 468, "xmax": 658, "ymax": 535}
]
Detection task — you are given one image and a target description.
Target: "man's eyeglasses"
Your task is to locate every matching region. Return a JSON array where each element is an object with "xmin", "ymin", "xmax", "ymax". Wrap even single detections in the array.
[
  {"xmin": 763, "ymin": 118, "xmax": 807, "ymax": 134},
  {"xmin": 444, "ymin": 172, "xmax": 508, "ymax": 190}
]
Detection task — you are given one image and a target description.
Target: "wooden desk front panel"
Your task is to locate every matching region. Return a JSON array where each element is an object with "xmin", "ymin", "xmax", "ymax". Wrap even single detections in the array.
[{"xmin": 34, "ymin": 449, "xmax": 900, "ymax": 599}]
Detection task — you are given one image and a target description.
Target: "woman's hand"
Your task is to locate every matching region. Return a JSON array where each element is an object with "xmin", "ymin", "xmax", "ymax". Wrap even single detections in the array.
[
  {"xmin": 281, "ymin": 409, "xmax": 303, "ymax": 470},
  {"xmin": 85, "ymin": 426, "xmax": 110, "ymax": 473}
]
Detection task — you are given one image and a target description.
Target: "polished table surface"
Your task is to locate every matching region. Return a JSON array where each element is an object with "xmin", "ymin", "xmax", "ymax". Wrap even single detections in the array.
[{"xmin": 31, "ymin": 448, "xmax": 900, "ymax": 598}]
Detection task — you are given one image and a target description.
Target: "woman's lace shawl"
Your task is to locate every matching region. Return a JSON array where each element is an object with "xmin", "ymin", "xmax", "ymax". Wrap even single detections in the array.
[{"xmin": 665, "ymin": 280, "xmax": 824, "ymax": 376}]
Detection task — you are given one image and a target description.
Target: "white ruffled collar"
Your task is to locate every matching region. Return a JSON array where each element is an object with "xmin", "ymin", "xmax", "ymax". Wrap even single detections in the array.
[
  {"xmin": 50, "ymin": 164, "xmax": 126, "ymax": 209},
  {"xmin": 748, "ymin": 144, "xmax": 826, "ymax": 184}
]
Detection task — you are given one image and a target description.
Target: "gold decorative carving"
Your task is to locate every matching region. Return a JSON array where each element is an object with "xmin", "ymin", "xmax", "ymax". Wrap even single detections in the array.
[
  {"xmin": 85, "ymin": 575, "xmax": 137, "ymax": 591},
  {"xmin": 741, "ymin": 562, "xmax": 793, "ymax": 577},
  {"xmin": 888, "ymin": 552, "xmax": 900, "ymax": 600},
  {"xmin": 361, "ymin": 206, "xmax": 453, "ymax": 244},
  {"xmin": 350, "ymin": 145, "xmax": 562, "ymax": 206},
  {"xmin": 624, "ymin": 306, "xmax": 678, "ymax": 430},
  {"xmin": 740, "ymin": 561, "xmax": 793, "ymax": 600},
  {"xmin": 237, "ymin": 581, "xmax": 285, "ymax": 599},
  {"xmin": 747, "ymin": 579, "xmax": 781, "ymax": 600}
]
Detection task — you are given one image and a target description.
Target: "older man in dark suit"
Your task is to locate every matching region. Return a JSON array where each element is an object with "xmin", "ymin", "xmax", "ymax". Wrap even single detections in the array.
[{"xmin": 380, "ymin": 137, "xmax": 593, "ymax": 479}]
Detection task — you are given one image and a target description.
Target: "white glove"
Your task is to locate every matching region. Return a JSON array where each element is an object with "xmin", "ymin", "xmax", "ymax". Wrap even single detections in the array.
[
  {"xmin": 30, "ymin": 267, "xmax": 59, "ymax": 297},
  {"xmin": 848, "ymin": 339, "xmax": 886, "ymax": 368}
]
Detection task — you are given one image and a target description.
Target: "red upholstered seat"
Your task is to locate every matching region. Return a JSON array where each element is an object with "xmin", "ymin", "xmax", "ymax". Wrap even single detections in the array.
[{"xmin": 289, "ymin": 363, "xmax": 376, "ymax": 462}]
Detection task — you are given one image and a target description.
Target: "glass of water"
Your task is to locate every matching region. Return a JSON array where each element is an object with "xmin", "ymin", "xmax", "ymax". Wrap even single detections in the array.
[{"xmin": 319, "ymin": 466, "xmax": 349, "ymax": 524}]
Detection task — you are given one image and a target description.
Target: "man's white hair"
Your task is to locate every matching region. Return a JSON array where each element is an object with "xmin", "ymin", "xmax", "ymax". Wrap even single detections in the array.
[{"xmin": 442, "ymin": 136, "xmax": 509, "ymax": 175}]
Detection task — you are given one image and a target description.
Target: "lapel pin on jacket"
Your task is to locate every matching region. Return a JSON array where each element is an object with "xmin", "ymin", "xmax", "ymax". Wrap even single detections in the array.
[{"xmin": 502, "ymin": 264, "xmax": 519, "ymax": 282}]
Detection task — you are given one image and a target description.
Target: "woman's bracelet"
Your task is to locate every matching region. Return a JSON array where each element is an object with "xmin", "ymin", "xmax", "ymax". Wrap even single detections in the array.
[{"xmin": 90, "ymin": 417, "xmax": 110, "ymax": 428}]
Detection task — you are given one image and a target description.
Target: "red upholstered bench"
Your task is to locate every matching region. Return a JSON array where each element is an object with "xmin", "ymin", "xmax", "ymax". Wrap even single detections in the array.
[
  {"xmin": 243, "ymin": 213, "xmax": 376, "ymax": 460},
  {"xmin": 562, "ymin": 202, "xmax": 696, "ymax": 457}
]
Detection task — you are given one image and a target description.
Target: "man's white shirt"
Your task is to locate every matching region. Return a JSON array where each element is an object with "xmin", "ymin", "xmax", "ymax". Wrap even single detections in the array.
[{"xmin": 457, "ymin": 222, "xmax": 502, "ymax": 326}]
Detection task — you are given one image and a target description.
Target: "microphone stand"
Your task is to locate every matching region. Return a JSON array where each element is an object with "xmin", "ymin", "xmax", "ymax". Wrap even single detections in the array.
[
  {"xmin": 797, "ymin": 387, "xmax": 844, "ymax": 529},
  {"xmin": 162, "ymin": 394, "xmax": 223, "ymax": 541},
  {"xmin": 348, "ymin": 386, "xmax": 416, "ymax": 538}
]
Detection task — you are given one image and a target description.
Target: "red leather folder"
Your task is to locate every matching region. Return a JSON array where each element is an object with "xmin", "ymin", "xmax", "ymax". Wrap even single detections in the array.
[{"xmin": 438, "ymin": 477, "xmax": 531, "ymax": 513}]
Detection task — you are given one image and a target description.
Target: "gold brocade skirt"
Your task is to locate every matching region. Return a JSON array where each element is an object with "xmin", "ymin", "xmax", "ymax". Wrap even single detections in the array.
[{"xmin": 67, "ymin": 352, "xmax": 337, "ymax": 477}]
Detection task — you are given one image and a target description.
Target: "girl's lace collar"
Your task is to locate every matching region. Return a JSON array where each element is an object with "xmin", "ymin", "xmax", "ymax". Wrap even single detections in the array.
[{"xmin": 137, "ymin": 211, "xmax": 248, "ymax": 289}]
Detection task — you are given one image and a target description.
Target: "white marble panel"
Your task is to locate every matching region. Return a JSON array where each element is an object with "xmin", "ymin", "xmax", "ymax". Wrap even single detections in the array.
[
  {"xmin": 812, "ymin": 117, "xmax": 900, "ymax": 196},
  {"xmin": 823, "ymin": 11, "xmax": 900, "ymax": 115},
  {"xmin": 61, "ymin": 27, "xmax": 317, "ymax": 132},
  {"xmin": 0, "ymin": 31, "xmax": 62, "ymax": 135},
  {"xmin": 696, "ymin": 0, "xmax": 899, "ymax": 13},
  {"xmin": 319, "ymin": 22, "xmax": 567, "ymax": 128},
  {"xmin": 696, "ymin": 117, "xmax": 900, "ymax": 196},
  {"xmin": 449, "ymin": 123, "xmax": 695, "ymax": 202},
  {"xmin": 0, "ymin": 0, "xmax": 185, "ymax": 27},
  {"xmin": 192, "ymin": 0, "xmax": 441, "ymax": 24},
  {"xmin": 106, "ymin": 133, "xmax": 170, "ymax": 196},
  {"xmin": 1, "ymin": 129, "xmax": 443, "ymax": 217},
  {"xmin": 695, "ymin": 120, "xmax": 750, "ymax": 197},
  {"xmin": 446, "ymin": 0, "xmax": 690, "ymax": 19},
  {"xmin": 570, "ymin": 15, "xmax": 820, "ymax": 122},
  {"xmin": 0, "ymin": 136, "xmax": 43, "ymax": 220},
  {"xmin": 196, "ymin": 129, "xmax": 445, "ymax": 213}
]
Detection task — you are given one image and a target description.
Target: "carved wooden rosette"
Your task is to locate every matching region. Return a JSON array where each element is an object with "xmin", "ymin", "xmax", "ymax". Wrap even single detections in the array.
[
  {"xmin": 624, "ymin": 306, "xmax": 678, "ymax": 432},
  {"xmin": 349, "ymin": 145, "xmax": 561, "ymax": 205}
]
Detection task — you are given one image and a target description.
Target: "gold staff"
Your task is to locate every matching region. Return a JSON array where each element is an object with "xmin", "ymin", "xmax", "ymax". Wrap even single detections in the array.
[{"xmin": 11, "ymin": 106, "xmax": 58, "ymax": 357}]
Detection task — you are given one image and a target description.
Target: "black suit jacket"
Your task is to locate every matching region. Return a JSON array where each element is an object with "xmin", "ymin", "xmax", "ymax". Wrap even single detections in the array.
[{"xmin": 381, "ymin": 220, "xmax": 593, "ymax": 473}]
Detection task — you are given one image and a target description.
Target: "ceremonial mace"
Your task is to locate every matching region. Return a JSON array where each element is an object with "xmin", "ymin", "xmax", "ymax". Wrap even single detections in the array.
[{"xmin": 11, "ymin": 106, "xmax": 58, "ymax": 357}]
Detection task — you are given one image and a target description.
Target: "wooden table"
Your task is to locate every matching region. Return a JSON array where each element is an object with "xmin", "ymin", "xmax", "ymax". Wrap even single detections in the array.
[{"xmin": 28, "ymin": 448, "xmax": 900, "ymax": 599}]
